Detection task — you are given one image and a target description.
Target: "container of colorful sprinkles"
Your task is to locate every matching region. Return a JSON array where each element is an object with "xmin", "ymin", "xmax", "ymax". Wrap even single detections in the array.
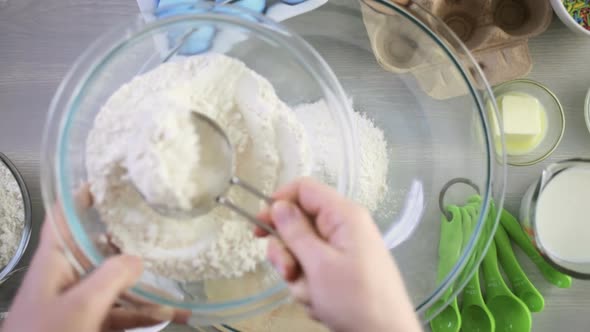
[{"xmin": 551, "ymin": 0, "xmax": 590, "ymax": 36}]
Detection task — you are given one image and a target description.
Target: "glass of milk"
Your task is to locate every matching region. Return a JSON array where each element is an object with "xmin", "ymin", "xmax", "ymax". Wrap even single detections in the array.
[{"xmin": 520, "ymin": 159, "xmax": 590, "ymax": 278}]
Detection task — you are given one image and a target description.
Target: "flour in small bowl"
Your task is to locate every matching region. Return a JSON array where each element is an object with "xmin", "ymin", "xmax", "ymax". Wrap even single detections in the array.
[
  {"xmin": 87, "ymin": 54, "xmax": 389, "ymax": 282},
  {"xmin": 0, "ymin": 160, "xmax": 25, "ymax": 268}
]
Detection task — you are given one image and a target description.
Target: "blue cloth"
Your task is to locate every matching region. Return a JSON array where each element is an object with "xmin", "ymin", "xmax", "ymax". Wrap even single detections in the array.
[
  {"xmin": 156, "ymin": 0, "xmax": 215, "ymax": 54},
  {"xmin": 155, "ymin": 0, "xmax": 309, "ymax": 55}
]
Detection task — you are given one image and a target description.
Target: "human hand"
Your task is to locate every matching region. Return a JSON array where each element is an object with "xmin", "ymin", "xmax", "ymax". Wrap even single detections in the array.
[
  {"xmin": 2, "ymin": 218, "xmax": 169, "ymax": 332},
  {"xmin": 256, "ymin": 178, "xmax": 422, "ymax": 332}
]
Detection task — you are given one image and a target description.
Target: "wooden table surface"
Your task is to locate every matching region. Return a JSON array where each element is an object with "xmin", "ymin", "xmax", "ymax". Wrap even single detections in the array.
[{"xmin": 1, "ymin": 0, "xmax": 590, "ymax": 330}]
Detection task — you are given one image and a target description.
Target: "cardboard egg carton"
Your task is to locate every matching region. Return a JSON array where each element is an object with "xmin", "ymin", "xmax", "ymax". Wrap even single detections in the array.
[{"xmin": 361, "ymin": 0, "xmax": 552, "ymax": 99}]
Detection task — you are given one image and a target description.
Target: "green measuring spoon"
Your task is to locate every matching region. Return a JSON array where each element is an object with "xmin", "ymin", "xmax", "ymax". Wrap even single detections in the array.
[
  {"xmin": 430, "ymin": 205, "xmax": 463, "ymax": 332},
  {"xmin": 463, "ymin": 204, "xmax": 482, "ymax": 272},
  {"xmin": 495, "ymin": 224, "xmax": 545, "ymax": 312},
  {"xmin": 500, "ymin": 209, "xmax": 572, "ymax": 288},
  {"xmin": 482, "ymin": 241, "xmax": 532, "ymax": 332},
  {"xmin": 461, "ymin": 205, "xmax": 495, "ymax": 332},
  {"xmin": 467, "ymin": 195, "xmax": 494, "ymax": 251}
]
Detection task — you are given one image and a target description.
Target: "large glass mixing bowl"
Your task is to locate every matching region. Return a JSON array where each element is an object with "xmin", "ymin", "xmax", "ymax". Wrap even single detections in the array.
[
  {"xmin": 41, "ymin": 0, "xmax": 506, "ymax": 327},
  {"xmin": 41, "ymin": 3, "xmax": 357, "ymax": 326}
]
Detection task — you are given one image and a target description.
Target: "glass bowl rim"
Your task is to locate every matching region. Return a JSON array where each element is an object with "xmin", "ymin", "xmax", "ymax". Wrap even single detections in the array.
[
  {"xmin": 361, "ymin": 0, "xmax": 506, "ymax": 319},
  {"xmin": 48, "ymin": 2, "xmax": 357, "ymax": 313}
]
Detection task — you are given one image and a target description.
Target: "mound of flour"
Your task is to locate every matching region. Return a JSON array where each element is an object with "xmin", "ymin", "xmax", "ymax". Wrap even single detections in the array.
[
  {"xmin": 125, "ymin": 101, "xmax": 233, "ymax": 212},
  {"xmin": 87, "ymin": 54, "xmax": 311, "ymax": 281},
  {"xmin": 293, "ymin": 100, "xmax": 388, "ymax": 211},
  {"xmin": 86, "ymin": 54, "xmax": 388, "ymax": 281},
  {"xmin": 0, "ymin": 160, "xmax": 25, "ymax": 268}
]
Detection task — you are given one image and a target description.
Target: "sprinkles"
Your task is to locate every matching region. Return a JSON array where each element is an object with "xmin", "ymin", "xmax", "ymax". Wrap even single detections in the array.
[{"xmin": 563, "ymin": 0, "xmax": 590, "ymax": 30}]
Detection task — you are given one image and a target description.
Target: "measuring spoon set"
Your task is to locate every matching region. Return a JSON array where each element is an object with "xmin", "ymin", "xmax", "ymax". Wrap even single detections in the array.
[{"xmin": 431, "ymin": 197, "xmax": 571, "ymax": 332}]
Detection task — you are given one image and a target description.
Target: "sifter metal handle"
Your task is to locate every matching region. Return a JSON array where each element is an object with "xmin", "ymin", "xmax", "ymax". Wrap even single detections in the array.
[{"xmin": 217, "ymin": 177, "xmax": 280, "ymax": 238}]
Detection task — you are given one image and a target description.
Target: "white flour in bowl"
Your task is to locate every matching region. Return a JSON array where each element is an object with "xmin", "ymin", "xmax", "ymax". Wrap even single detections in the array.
[
  {"xmin": 293, "ymin": 100, "xmax": 389, "ymax": 211},
  {"xmin": 0, "ymin": 160, "xmax": 25, "ymax": 268},
  {"xmin": 86, "ymin": 54, "xmax": 389, "ymax": 281}
]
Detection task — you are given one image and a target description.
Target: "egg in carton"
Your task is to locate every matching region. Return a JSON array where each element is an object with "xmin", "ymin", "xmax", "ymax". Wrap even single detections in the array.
[{"xmin": 361, "ymin": 0, "xmax": 552, "ymax": 99}]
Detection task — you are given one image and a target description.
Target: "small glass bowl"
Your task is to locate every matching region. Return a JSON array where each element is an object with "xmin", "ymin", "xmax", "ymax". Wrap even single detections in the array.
[
  {"xmin": 0, "ymin": 154, "xmax": 32, "ymax": 283},
  {"xmin": 584, "ymin": 87, "xmax": 590, "ymax": 134},
  {"xmin": 493, "ymin": 79, "xmax": 565, "ymax": 166}
]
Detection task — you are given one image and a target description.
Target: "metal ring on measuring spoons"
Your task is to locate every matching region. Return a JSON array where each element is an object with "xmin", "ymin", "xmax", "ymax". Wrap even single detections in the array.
[{"xmin": 438, "ymin": 178, "xmax": 480, "ymax": 221}]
